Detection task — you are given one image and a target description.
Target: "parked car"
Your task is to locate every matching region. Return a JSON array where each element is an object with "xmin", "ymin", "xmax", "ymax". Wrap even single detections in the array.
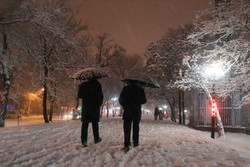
[{"xmin": 6, "ymin": 110, "xmax": 22, "ymax": 119}]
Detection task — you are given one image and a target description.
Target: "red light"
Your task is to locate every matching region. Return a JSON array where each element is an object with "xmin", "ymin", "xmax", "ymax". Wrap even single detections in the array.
[{"xmin": 211, "ymin": 100, "xmax": 216, "ymax": 117}]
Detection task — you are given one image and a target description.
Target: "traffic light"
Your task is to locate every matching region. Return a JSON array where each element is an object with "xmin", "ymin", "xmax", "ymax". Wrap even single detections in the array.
[{"xmin": 211, "ymin": 99, "xmax": 216, "ymax": 117}]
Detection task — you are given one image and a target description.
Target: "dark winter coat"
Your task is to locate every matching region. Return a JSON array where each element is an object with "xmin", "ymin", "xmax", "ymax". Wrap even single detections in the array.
[
  {"xmin": 119, "ymin": 85, "xmax": 146, "ymax": 121},
  {"xmin": 78, "ymin": 80, "xmax": 103, "ymax": 122},
  {"xmin": 154, "ymin": 107, "xmax": 159, "ymax": 116}
]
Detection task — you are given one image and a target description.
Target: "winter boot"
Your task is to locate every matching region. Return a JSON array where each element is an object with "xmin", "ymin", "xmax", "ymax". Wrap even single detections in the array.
[
  {"xmin": 94, "ymin": 137, "xmax": 102, "ymax": 144},
  {"xmin": 122, "ymin": 146, "xmax": 130, "ymax": 153},
  {"xmin": 82, "ymin": 141, "xmax": 87, "ymax": 147}
]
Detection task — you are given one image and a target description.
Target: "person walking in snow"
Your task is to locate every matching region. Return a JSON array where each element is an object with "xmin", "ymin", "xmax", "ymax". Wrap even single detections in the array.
[
  {"xmin": 78, "ymin": 79, "xmax": 103, "ymax": 147},
  {"xmin": 154, "ymin": 106, "xmax": 159, "ymax": 120},
  {"xmin": 119, "ymin": 80, "xmax": 147, "ymax": 153}
]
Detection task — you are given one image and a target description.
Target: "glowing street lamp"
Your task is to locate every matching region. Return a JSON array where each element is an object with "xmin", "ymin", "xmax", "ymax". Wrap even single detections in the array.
[
  {"xmin": 204, "ymin": 62, "xmax": 225, "ymax": 139},
  {"xmin": 204, "ymin": 62, "xmax": 226, "ymax": 80}
]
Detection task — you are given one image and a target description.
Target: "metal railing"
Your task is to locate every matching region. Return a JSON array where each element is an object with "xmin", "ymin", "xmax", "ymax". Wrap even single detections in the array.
[{"xmin": 197, "ymin": 89, "xmax": 243, "ymax": 127}]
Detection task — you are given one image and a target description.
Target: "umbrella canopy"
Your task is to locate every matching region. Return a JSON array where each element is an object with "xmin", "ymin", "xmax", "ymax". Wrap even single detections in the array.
[
  {"xmin": 123, "ymin": 73, "xmax": 161, "ymax": 88},
  {"xmin": 72, "ymin": 67, "xmax": 109, "ymax": 80}
]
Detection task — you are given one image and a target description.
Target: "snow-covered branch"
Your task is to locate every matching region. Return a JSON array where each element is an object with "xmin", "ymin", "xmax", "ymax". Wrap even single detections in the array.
[{"xmin": 176, "ymin": 0, "xmax": 249, "ymax": 105}]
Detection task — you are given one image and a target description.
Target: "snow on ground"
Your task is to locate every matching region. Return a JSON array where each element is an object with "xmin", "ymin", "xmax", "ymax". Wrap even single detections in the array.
[
  {"xmin": 0, "ymin": 116, "xmax": 250, "ymax": 167},
  {"xmin": 4, "ymin": 116, "xmax": 48, "ymax": 127}
]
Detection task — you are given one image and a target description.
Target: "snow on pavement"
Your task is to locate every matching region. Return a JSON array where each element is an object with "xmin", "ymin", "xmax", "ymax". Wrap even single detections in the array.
[{"xmin": 0, "ymin": 118, "xmax": 250, "ymax": 167}]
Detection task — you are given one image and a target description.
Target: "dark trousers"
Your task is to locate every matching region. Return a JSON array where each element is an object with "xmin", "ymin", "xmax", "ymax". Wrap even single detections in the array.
[
  {"xmin": 81, "ymin": 121, "xmax": 99, "ymax": 143},
  {"xmin": 123, "ymin": 120, "xmax": 140, "ymax": 147}
]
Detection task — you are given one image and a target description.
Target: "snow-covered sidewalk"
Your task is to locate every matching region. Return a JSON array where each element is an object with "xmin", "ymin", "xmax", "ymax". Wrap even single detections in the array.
[{"xmin": 0, "ymin": 118, "xmax": 249, "ymax": 167}]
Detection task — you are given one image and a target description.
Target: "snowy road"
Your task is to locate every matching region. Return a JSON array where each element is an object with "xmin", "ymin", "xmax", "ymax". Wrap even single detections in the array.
[{"xmin": 0, "ymin": 118, "xmax": 250, "ymax": 167}]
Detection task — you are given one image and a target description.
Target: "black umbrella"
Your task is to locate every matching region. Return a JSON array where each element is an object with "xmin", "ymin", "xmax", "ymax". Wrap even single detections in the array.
[
  {"xmin": 72, "ymin": 67, "xmax": 109, "ymax": 80},
  {"xmin": 123, "ymin": 73, "xmax": 160, "ymax": 88}
]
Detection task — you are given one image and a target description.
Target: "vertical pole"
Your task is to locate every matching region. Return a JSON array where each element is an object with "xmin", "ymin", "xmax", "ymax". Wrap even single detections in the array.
[
  {"xmin": 211, "ymin": 113, "xmax": 215, "ymax": 139},
  {"xmin": 204, "ymin": 92, "xmax": 207, "ymax": 126},
  {"xmin": 197, "ymin": 88, "xmax": 200, "ymax": 125},
  {"xmin": 211, "ymin": 83, "xmax": 215, "ymax": 139},
  {"xmin": 232, "ymin": 91, "xmax": 235, "ymax": 127},
  {"xmin": 240, "ymin": 86, "xmax": 243, "ymax": 127}
]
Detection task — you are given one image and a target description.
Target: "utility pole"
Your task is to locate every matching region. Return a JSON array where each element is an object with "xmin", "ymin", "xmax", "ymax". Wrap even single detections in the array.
[{"xmin": 211, "ymin": 84, "xmax": 216, "ymax": 139}]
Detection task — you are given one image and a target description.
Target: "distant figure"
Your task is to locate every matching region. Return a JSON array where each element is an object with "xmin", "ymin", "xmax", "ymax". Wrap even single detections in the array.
[
  {"xmin": 154, "ymin": 107, "xmax": 159, "ymax": 120},
  {"xmin": 119, "ymin": 80, "xmax": 147, "ymax": 153},
  {"xmin": 78, "ymin": 79, "xmax": 103, "ymax": 147},
  {"xmin": 159, "ymin": 110, "xmax": 163, "ymax": 120}
]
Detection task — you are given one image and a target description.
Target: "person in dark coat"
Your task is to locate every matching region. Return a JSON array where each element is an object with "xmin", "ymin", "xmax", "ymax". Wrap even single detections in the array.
[
  {"xmin": 119, "ymin": 80, "xmax": 147, "ymax": 152},
  {"xmin": 154, "ymin": 107, "xmax": 159, "ymax": 120},
  {"xmin": 78, "ymin": 79, "xmax": 103, "ymax": 147}
]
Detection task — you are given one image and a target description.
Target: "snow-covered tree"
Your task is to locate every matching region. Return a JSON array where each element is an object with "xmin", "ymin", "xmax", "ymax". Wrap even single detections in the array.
[
  {"xmin": 0, "ymin": 0, "xmax": 38, "ymax": 127},
  {"xmin": 0, "ymin": 0, "xmax": 86, "ymax": 126},
  {"xmin": 94, "ymin": 33, "xmax": 115, "ymax": 68},
  {"xmin": 109, "ymin": 46, "xmax": 144, "ymax": 78},
  {"xmin": 26, "ymin": 0, "xmax": 91, "ymax": 123},
  {"xmin": 175, "ymin": 0, "xmax": 249, "ymax": 137},
  {"xmin": 178, "ymin": 0, "xmax": 249, "ymax": 102},
  {"xmin": 145, "ymin": 24, "xmax": 194, "ymax": 122}
]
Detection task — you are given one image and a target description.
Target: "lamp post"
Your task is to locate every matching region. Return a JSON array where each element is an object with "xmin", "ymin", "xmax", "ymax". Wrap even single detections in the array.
[{"xmin": 204, "ymin": 63, "xmax": 225, "ymax": 139}]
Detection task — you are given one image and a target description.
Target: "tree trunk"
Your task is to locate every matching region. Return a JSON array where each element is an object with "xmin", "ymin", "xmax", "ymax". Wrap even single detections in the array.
[
  {"xmin": 49, "ymin": 100, "xmax": 54, "ymax": 122},
  {"xmin": 112, "ymin": 103, "xmax": 115, "ymax": 117},
  {"xmin": 43, "ymin": 83, "xmax": 49, "ymax": 123},
  {"xmin": 106, "ymin": 101, "xmax": 109, "ymax": 118},
  {"xmin": 76, "ymin": 98, "xmax": 79, "ymax": 109},
  {"xmin": 171, "ymin": 108, "xmax": 176, "ymax": 122},
  {"xmin": 167, "ymin": 97, "xmax": 176, "ymax": 122},
  {"xmin": 75, "ymin": 83, "xmax": 79, "ymax": 109},
  {"xmin": 203, "ymin": 86, "xmax": 225, "ymax": 138},
  {"xmin": 178, "ymin": 90, "xmax": 182, "ymax": 124},
  {"xmin": 0, "ymin": 77, "xmax": 11, "ymax": 127},
  {"xmin": 96, "ymin": 52, "xmax": 102, "ymax": 66},
  {"xmin": 42, "ymin": 40, "xmax": 49, "ymax": 123},
  {"xmin": 182, "ymin": 91, "xmax": 185, "ymax": 125},
  {"xmin": 169, "ymin": 102, "xmax": 176, "ymax": 122},
  {"xmin": 0, "ymin": 32, "xmax": 11, "ymax": 127},
  {"xmin": 49, "ymin": 82, "xmax": 57, "ymax": 122}
]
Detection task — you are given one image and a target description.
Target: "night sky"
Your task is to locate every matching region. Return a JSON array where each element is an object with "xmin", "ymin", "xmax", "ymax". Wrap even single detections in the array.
[{"xmin": 77, "ymin": 0, "xmax": 214, "ymax": 54}]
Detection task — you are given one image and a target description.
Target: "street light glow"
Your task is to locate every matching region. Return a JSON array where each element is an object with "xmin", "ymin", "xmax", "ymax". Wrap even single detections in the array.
[
  {"xmin": 204, "ymin": 63, "xmax": 225, "ymax": 79},
  {"xmin": 112, "ymin": 97, "xmax": 118, "ymax": 101}
]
